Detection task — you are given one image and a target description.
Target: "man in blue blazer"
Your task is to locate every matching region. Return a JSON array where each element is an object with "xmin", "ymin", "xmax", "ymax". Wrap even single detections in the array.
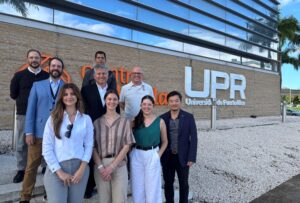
[
  {"xmin": 20, "ymin": 57, "xmax": 64, "ymax": 203},
  {"xmin": 160, "ymin": 91, "xmax": 198, "ymax": 203}
]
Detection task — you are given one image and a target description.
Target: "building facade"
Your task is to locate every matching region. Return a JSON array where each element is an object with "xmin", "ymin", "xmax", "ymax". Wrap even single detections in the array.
[{"xmin": 0, "ymin": 0, "xmax": 280, "ymax": 129}]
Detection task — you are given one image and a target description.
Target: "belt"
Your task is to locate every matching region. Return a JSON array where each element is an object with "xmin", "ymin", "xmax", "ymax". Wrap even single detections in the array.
[
  {"xmin": 135, "ymin": 144, "xmax": 158, "ymax": 151},
  {"xmin": 104, "ymin": 154, "xmax": 115, "ymax": 158}
]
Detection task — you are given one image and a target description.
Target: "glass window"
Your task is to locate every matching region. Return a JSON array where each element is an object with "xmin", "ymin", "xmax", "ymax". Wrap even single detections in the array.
[
  {"xmin": 226, "ymin": 0, "xmax": 254, "ymax": 19},
  {"xmin": 137, "ymin": 8, "xmax": 188, "ymax": 35},
  {"xmin": 220, "ymin": 52, "xmax": 241, "ymax": 64},
  {"xmin": 190, "ymin": 11, "xmax": 225, "ymax": 32},
  {"xmin": 132, "ymin": 31, "xmax": 183, "ymax": 52},
  {"xmin": 54, "ymin": 11, "xmax": 132, "ymax": 40},
  {"xmin": 262, "ymin": 62, "xmax": 272, "ymax": 70},
  {"xmin": 247, "ymin": 33, "xmax": 273, "ymax": 49},
  {"xmin": 189, "ymin": 25, "xmax": 225, "ymax": 45},
  {"xmin": 242, "ymin": 58, "xmax": 261, "ymax": 68},
  {"xmin": 260, "ymin": 0, "xmax": 278, "ymax": 10},
  {"xmin": 190, "ymin": 0, "xmax": 226, "ymax": 19},
  {"xmin": 270, "ymin": 51, "xmax": 278, "ymax": 60},
  {"xmin": 226, "ymin": 37, "xmax": 247, "ymax": 51},
  {"xmin": 0, "ymin": 2, "xmax": 53, "ymax": 23},
  {"xmin": 226, "ymin": 25, "xmax": 247, "ymax": 40},
  {"xmin": 137, "ymin": 0, "xmax": 189, "ymax": 19},
  {"xmin": 183, "ymin": 43, "xmax": 220, "ymax": 59},
  {"xmin": 67, "ymin": 0, "xmax": 137, "ymax": 20}
]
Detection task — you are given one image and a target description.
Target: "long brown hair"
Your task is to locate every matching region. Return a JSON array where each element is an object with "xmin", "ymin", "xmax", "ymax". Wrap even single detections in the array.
[
  {"xmin": 51, "ymin": 83, "xmax": 84, "ymax": 139},
  {"xmin": 134, "ymin": 95, "xmax": 155, "ymax": 129}
]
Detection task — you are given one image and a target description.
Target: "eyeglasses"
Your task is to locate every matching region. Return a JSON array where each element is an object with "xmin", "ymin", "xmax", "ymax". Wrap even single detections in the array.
[
  {"xmin": 131, "ymin": 72, "xmax": 142, "ymax": 76},
  {"xmin": 65, "ymin": 124, "xmax": 73, "ymax": 138}
]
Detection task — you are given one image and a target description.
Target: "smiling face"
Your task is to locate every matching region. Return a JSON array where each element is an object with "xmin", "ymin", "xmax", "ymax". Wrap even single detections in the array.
[
  {"xmin": 105, "ymin": 92, "xmax": 119, "ymax": 111},
  {"xmin": 94, "ymin": 67, "xmax": 108, "ymax": 86},
  {"xmin": 95, "ymin": 53, "xmax": 106, "ymax": 66},
  {"xmin": 131, "ymin": 66, "xmax": 143, "ymax": 85},
  {"xmin": 141, "ymin": 98, "xmax": 154, "ymax": 116},
  {"xmin": 49, "ymin": 59, "xmax": 63, "ymax": 79},
  {"xmin": 63, "ymin": 88, "xmax": 77, "ymax": 108},
  {"xmin": 27, "ymin": 51, "xmax": 41, "ymax": 69},
  {"xmin": 168, "ymin": 95, "xmax": 181, "ymax": 112}
]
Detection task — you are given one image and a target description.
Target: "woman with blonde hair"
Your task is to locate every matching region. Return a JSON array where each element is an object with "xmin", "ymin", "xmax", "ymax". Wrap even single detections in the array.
[{"xmin": 42, "ymin": 83, "xmax": 93, "ymax": 203}]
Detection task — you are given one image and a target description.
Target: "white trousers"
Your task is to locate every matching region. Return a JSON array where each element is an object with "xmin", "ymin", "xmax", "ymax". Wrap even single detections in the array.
[{"xmin": 130, "ymin": 147, "xmax": 162, "ymax": 203}]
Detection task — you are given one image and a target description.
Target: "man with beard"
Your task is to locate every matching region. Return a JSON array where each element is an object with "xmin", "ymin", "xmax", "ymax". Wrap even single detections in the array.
[
  {"xmin": 19, "ymin": 57, "xmax": 64, "ymax": 203},
  {"xmin": 10, "ymin": 49, "xmax": 49, "ymax": 183},
  {"xmin": 160, "ymin": 91, "xmax": 198, "ymax": 203}
]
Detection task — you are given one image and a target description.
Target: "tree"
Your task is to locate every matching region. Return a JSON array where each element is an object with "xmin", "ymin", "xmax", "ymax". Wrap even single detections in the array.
[
  {"xmin": 293, "ymin": 95, "xmax": 300, "ymax": 106},
  {"xmin": 278, "ymin": 16, "xmax": 300, "ymax": 89},
  {"xmin": 0, "ymin": 0, "xmax": 27, "ymax": 17}
]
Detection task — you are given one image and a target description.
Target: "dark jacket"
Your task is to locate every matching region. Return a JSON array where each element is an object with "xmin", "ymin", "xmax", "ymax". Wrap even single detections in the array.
[
  {"xmin": 81, "ymin": 83, "xmax": 120, "ymax": 122},
  {"xmin": 10, "ymin": 68, "xmax": 49, "ymax": 115},
  {"xmin": 81, "ymin": 68, "xmax": 116, "ymax": 89},
  {"xmin": 160, "ymin": 109, "xmax": 198, "ymax": 167}
]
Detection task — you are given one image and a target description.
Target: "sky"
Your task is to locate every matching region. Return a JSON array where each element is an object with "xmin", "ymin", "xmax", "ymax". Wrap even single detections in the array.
[{"xmin": 280, "ymin": 0, "xmax": 300, "ymax": 89}]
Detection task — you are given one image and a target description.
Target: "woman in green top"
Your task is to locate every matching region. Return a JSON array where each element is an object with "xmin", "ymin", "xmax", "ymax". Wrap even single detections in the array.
[{"xmin": 130, "ymin": 95, "xmax": 168, "ymax": 203}]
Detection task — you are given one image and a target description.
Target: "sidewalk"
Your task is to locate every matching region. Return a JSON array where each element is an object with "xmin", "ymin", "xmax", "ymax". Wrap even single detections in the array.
[{"xmin": 251, "ymin": 174, "xmax": 300, "ymax": 203}]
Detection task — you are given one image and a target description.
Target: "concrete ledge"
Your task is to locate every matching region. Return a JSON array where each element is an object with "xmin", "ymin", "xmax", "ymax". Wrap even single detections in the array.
[{"xmin": 0, "ymin": 174, "xmax": 44, "ymax": 203}]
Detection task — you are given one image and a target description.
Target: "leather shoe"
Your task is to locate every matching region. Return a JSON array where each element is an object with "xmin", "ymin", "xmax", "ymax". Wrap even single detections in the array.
[
  {"xmin": 42, "ymin": 167, "xmax": 46, "ymax": 174},
  {"xmin": 84, "ymin": 189, "xmax": 93, "ymax": 199},
  {"xmin": 13, "ymin": 170, "xmax": 25, "ymax": 183},
  {"xmin": 19, "ymin": 201, "xmax": 29, "ymax": 203}
]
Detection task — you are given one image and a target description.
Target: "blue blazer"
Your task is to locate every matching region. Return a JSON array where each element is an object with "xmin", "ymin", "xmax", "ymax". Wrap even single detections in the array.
[
  {"xmin": 160, "ymin": 109, "xmax": 198, "ymax": 167},
  {"xmin": 25, "ymin": 79, "xmax": 64, "ymax": 138}
]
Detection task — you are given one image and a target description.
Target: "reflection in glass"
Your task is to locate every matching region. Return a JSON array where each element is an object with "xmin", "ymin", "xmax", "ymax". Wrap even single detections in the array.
[
  {"xmin": 183, "ymin": 43, "xmax": 220, "ymax": 59},
  {"xmin": 242, "ymin": 58, "xmax": 261, "ymax": 68},
  {"xmin": 189, "ymin": 0, "xmax": 226, "ymax": 19},
  {"xmin": 137, "ymin": 8, "xmax": 188, "ymax": 35},
  {"xmin": 226, "ymin": 37, "xmax": 246, "ymax": 51},
  {"xmin": 262, "ymin": 62, "xmax": 272, "ymax": 70},
  {"xmin": 220, "ymin": 52, "xmax": 241, "ymax": 64},
  {"xmin": 54, "ymin": 11, "xmax": 132, "ymax": 40},
  {"xmin": 0, "ymin": 2, "xmax": 53, "ymax": 23},
  {"xmin": 132, "ymin": 31, "xmax": 183, "ymax": 51},
  {"xmin": 138, "ymin": 0, "xmax": 189, "ymax": 19},
  {"xmin": 226, "ymin": 25, "xmax": 247, "ymax": 40},
  {"xmin": 66, "ymin": 0, "xmax": 137, "ymax": 20},
  {"xmin": 190, "ymin": 11, "xmax": 225, "ymax": 32},
  {"xmin": 189, "ymin": 25, "xmax": 225, "ymax": 45}
]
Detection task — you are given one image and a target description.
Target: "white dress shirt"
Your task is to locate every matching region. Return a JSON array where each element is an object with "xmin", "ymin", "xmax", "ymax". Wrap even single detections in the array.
[
  {"xmin": 28, "ymin": 66, "xmax": 42, "ymax": 75},
  {"xmin": 50, "ymin": 78, "xmax": 61, "ymax": 96},
  {"xmin": 42, "ymin": 111, "xmax": 94, "ymax": 173},
  {"xmin": 96, "ymin": 83, "xmax": 107, "ymax": 107}
]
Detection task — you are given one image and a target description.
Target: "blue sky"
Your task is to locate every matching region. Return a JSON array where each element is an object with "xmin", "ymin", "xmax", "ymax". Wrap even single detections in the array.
[{"xmin": 280, "ymin": 0, "xmax": 300, "ymax": 89}]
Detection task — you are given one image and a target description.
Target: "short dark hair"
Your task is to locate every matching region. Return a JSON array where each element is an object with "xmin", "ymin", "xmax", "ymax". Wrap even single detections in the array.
[
  {"xmin": 27, "ymin": 49, "xmax": 41, "ymax": 58},
  {"xmin": 167, "ymin": 91, "xmax": 182, "ymax": 101},
  {"xmin": 95, "ymin": 51, "xmax": 106, "ymax": 60},
  {"xmin": 49, "ymin": 57, "xmax": 64, "ymax": 69}
]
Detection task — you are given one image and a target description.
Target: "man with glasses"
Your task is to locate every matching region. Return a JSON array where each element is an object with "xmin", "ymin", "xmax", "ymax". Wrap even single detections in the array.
[
  {"xmin": 10, "ymin": 49, "xmax": 48, "ymax": 183},
  {"xmin": 160, "ymin": 91, "xmax": 198, "ymax": 203},
  {"xmin": 119, "ymin": 66, "xmax": 154, "ymax": 121},
  {"xmin": 19, "ymin": 57, "xmax": 64, "ymax": 203},
  {"xmin": 81, "ymin": 64, "xmax": 119, "ymax": 199}
]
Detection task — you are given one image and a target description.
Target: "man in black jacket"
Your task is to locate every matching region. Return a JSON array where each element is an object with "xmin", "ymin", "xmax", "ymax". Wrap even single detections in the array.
[
  {"xmin": 10, "ymin": 49, "xmax": 49, "ymax": 183},
  {"xmin": 160, "ymin": 91, "xmax": 198, "ymax": 203},
  {"xmin": 81, "ymin": 64, "xmax": 119, "ymax": 198}
]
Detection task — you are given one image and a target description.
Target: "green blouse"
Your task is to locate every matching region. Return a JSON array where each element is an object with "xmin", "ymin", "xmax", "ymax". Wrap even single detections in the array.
[{"xmin": 133, "ymin": 117, "xmax": 161, "ymax": 147}]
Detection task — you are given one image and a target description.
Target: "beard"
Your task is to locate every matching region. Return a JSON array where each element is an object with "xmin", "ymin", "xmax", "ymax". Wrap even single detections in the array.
[
  {"xmin": 50, "ymin": 70, "xmax": 62, "ymax": 79},
  {"xmin": 29, "ymin": 61, "xmax": 40, "ymax": 69}
]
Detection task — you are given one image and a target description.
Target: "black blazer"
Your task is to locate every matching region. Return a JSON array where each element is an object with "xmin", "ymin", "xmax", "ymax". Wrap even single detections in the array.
[
  {"xmin": 81, "ymin": 83, "xmax": 120, "ymax": 122},
  {"xmin": 160, "ymin": 109, "xmax": 198, "ymax": 167}
]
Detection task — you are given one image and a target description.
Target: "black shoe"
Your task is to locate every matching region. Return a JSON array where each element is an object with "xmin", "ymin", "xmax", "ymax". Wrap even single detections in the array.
[
  {"xmin": 19, "ymin": 201, "xmax": 29, "ymax": 203},
  {"xmin": 13, "ymin": 170, "xmax": 25, "ymax": 183},
  {"xmin": 43, "ymin": 193, "xmax": 47, "ymax": 202},
  {"xmin": 42, "ymin": 167, "xmax": 46, "ymax": 174},
  {"xmin": 84, "ymin": 189, "xmax": 93, "ymax": 199}
]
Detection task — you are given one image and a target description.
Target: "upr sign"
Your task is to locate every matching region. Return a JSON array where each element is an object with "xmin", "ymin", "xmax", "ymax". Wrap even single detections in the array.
[{"xmin": 184, "ymin": 66, "xmax": 246, "ymax": 106}]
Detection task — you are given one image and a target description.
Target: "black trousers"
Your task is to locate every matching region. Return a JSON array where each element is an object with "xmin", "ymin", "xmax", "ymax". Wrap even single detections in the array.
[
  {"xmin": 85, "ymin": 159, "xmax": 96, "ymax": 194},
  {"xmin": 162, "ymin": 153, "xmax": 190, "ymax": 203}
]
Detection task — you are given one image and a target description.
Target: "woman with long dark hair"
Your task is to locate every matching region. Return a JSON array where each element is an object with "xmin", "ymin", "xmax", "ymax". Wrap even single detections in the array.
[
  {"xmin": 93, "ymin": 89, "xmax": 135, "ymax": 203},
  {"xmin": 42, "ymin": 83, "xmax": 93, "ymax": 203},
  {"xmin": 131, "ymin": 95, "xmax": 168, "ymax": 203}
]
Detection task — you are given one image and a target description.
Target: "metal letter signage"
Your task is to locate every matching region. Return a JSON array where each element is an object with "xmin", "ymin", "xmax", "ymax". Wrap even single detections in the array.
[{"xmin": 185, "ymin": 66, "xmax": 246, "ymax": 106}]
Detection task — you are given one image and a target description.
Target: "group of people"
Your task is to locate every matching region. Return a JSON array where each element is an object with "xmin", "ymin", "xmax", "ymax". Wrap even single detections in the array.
[{"xmin": 10, "ymin": 49, "xmax": 198, "ymax": 203}]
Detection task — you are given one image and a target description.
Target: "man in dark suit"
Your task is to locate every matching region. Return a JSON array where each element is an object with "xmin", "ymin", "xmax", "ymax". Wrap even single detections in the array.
[
  {"xmin": 81, "ymin": 64, "xmax": 119, "ymax": 198},
  {"xmin": 160, "ymin": 91, "xmax": 198, "ymax": 203},
  {"xmin": 81, "ymin": 50, "xmax": 116, "ymax": 89}
]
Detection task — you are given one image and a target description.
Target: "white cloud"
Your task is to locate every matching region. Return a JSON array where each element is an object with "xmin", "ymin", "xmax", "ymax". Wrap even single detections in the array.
[{"xmin": 279, "ymin": 0, "xmax": 300, "ymax": 7}]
